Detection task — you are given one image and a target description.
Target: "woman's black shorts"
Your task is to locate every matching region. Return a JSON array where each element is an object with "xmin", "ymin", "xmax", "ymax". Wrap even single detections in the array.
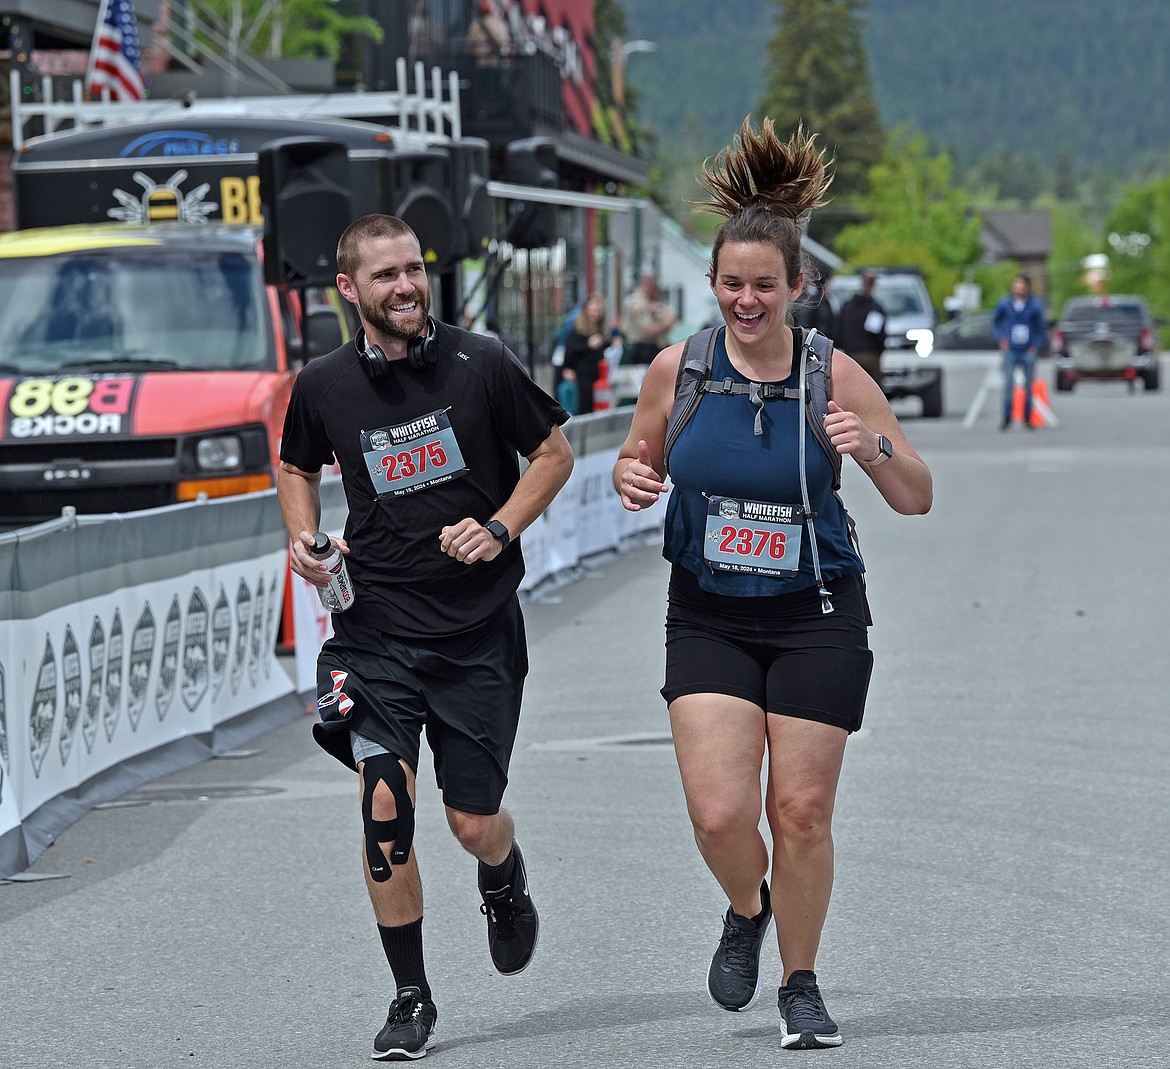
[
  {"xmin": 662, "ymin": 565, "xmax": 873, "ymax": 733},
  {"xmin": 314, "ymin": 597, "xmax": 528, "ymax": 815}
]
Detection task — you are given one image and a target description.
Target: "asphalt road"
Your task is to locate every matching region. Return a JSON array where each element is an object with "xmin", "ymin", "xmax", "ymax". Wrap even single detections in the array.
[{"xmin": 3, "ymin": 353, "xmax": 1169, "ymax": 1068}]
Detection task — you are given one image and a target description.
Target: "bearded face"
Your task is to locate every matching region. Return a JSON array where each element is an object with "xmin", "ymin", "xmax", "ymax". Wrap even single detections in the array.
[{"xmin": 359, "ymin": 285, "xmax": 431, "ymax": 343}]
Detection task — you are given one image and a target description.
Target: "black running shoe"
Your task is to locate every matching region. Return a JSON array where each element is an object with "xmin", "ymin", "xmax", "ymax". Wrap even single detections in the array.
[
  {"xmin": 707, "ymin": 880, "xmax": 773, "ymax": 1011},
  {"xmin": 372, "ymin": 986, "xmax": 437, "ymax": 1061},
  {"xmin": 777, "ymin": 970, "xmax": 842, "ymax": 1049},
  {"xmin": 478, "ymin": 840, "xmax": 539, "ymax": 975}
]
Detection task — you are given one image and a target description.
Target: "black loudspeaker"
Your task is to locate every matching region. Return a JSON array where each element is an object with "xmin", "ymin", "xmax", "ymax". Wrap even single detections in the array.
[
  {"xmin": 380, "ymin": 150, "xmax": 457, "ymax": 271},
  {"xmin": 355, "ymin": 320, "xmax": 438, "ymax": 378},
  {"xmin": 259, "ymin": 139, "xmax": 351, "ymax": 287},
  {"xmin": 504, "ymin": 137, "xmax": 559, "ymax": 250},
  {"xmin": 448, "ymin": 138, "xmax": 492, "ymax": 260}
]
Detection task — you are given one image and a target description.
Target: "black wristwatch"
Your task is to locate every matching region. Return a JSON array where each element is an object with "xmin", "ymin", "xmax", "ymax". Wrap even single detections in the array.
[
  {"xmin": 869, "ymin": 435, "xmax": 894, "ymax": 466},
  {"xmin": 484, "ymin": 518, "xmax": 511, "ymax": 548}
]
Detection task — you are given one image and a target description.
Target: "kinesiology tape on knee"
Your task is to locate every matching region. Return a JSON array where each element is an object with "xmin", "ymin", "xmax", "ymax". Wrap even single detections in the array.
[{"xmin": 360, "ymin": 753, "xmax": 415, "ymax": 882}]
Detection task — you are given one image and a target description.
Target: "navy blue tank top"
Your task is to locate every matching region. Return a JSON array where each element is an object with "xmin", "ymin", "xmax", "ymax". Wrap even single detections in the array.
[{"xmin": 663, "ymin": 328, "xmax": 864, "ymax": 596}]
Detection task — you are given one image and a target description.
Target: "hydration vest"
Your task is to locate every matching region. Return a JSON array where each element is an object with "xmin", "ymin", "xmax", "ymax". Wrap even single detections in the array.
[
  {"xmin": 662, "ymin": 324, "xmax": 866, "ymax": 617},
  {"xmin": 663, "ymin": 325, "xmax": 841, "ymax": 489}
]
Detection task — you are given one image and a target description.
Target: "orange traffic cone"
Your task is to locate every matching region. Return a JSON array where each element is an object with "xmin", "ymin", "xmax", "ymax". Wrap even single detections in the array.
[
  {"xmin": 593, "ymin": 358, "xmax": 613, "ymax": 412},
  {"xmin": 1011, "ymin": 379, "xmax": 1053, "ymax": 427},
  {"xmin": 1030, "ymin": 378, "xmax": 1055, "ymax": 426}
]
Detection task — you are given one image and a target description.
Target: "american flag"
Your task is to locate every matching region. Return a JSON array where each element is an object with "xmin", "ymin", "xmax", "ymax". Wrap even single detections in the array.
[{"xmin": 86, "ymin": 0, "xmax": 146, "ymax": 101}]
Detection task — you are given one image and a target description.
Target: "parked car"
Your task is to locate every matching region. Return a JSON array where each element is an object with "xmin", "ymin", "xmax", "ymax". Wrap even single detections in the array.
[
  {"xmin": 1050, "ymin": 295, "xmax": 1161, "ymax": 391},
  {"xmin": 935, "ymin": 309, "xmax": 1051, "ymax": 357},
  {"xmin": 935, "ymin": 310, "xmax": 999, "ymax": 352},
  {"xmin": 830, "ymin": 269, "xmax": 944, "ymax": 417}
]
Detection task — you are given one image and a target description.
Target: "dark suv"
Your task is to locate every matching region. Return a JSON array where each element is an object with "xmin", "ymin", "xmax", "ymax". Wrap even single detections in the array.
[{"xmin": 1051, "ymin": 295, "xmax": 1162, "ymax": 392}]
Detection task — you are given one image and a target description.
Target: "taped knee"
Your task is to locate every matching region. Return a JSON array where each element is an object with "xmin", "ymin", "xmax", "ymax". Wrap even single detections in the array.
[{"xmin": 360, "ymin": 753, "xmax": 415, "ymax": 882}]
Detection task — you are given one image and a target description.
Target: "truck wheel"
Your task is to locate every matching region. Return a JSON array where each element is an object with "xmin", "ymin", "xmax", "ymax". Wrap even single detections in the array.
[
  {"xmin": 920, "ymin": 379, "xmax": 943, "ymax": 418},
  {"xmin": 1055, "ymin": 372, "xmax": 1074, "ymax": 392},
  {"xmin": 1143, "ymin": 367, "xmax": 1161, "ymax": 391}
]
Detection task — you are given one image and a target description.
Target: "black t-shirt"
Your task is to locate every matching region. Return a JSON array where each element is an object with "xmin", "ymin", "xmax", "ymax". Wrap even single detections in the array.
[{"xmin": 281, "ymin": 321, "xmax": 568, "ymax": 638}]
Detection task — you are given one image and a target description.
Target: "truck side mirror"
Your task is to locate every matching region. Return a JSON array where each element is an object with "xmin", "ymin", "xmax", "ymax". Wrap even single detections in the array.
[{"xmin": 300, "ymin": 307, "xmax": 345, "ymax": 362}]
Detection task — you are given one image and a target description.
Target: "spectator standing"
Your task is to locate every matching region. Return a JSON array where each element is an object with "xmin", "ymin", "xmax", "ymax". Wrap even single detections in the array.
[
  {"xmin": 464, "ymin": 0, "xmax": 510, "ymax": 67},
  {"xmin": 621, "ymin": 273, "xmax": 677, "ymax": 365},
  {"xmin": 992, "ymin": 274, "xmax": 1047, "ymax": 430},
  {"xmin": 277, "ymin": 214, "xmax": 573, "ymax": 1060},
  {"xmin": 408, "ymin": 0, "xmax": 443, "ymax": 66},
  {"xmin": 834, "ymin": 271, "xmax": 886, "ymax": 384},
  {"xmin": 562, "ymin": 292, "xmax": 617, "ymax": 414}
]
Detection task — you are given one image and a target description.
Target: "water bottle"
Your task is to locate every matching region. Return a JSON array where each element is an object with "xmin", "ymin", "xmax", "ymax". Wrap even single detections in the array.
[{"xmin": 309, "ymin": 532, "xmax": 355, "ymax": 613}]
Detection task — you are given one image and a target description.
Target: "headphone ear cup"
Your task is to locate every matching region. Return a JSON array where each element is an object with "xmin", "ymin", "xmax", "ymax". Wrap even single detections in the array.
[
  {"xmin": 407, "ymin": 325, "xmax": 438, "ymax": 371},
  {"xmin": 355, "ymin": 329, "xmax": 390, "ymax": 380}
]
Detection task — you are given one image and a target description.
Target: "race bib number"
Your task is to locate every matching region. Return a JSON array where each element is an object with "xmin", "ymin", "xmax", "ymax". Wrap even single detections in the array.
[
  {"xmin": 704, "ymin": 495, "xmax": 804, "ymax": 575},
  {"xmin": 1011, "ymin": 324, "xmax": 1031, "ymax": 346},
  {"xmin": 362, "ymin": 409, "xmax": 468, "ymax": 497}
]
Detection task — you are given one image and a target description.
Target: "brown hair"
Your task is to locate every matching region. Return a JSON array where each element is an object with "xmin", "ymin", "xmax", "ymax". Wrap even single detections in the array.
[
  {"xmin": 572, "ymin": 292, "xmax": 606, "ymax": 335},
  {"xmin": 693, "ymin": 117, "xmax": 834, "ymax": 286},
  {"xmin": 336, "ymin": 214, "xmax": 419, "ymax": 277}
]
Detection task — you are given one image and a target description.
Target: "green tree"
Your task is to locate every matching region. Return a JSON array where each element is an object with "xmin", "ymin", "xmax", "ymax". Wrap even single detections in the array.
[
  {"xmin": 1101, "ymin": 175, "xmax": 1170, "ymax": 328},
  {"xmin": 757, "ymin": 0, "xmax": 884, "ymax": 235},
  {"xmin": 1044, "ymin": 202, "xmax": 1101, "ymax": 312},
  {"xmin": 833, "ymin": 128, "xmax": 982, "ymax": 308},
  {"xmin": 201, "ymin": 0, "xmax": 382, "ymax": 63}
]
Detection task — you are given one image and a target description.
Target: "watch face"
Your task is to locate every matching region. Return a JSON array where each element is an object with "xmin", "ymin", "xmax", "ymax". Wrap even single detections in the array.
[{"xmin": 880, "ymin": 435, "xmax": 893, "ymax": 458}]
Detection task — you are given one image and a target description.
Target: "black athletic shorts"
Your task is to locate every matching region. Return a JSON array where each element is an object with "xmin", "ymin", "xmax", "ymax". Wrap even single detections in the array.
[
  {"xmin": 662, "ymin": 565, "xmax": 873, "ymax": 733},
  {"xmin": 314, "ymin": 597, "xmax": 528, "ymax": 815}
]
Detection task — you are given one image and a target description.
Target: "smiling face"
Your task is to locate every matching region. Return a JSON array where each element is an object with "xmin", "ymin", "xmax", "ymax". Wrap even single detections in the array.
[
  {"xmin": 711, "ymin": 241, "xmax": 803, "ymax": 352},
  {"xmin": 339, "ymin": 231, "xmax": 431, "ymax": 346}
]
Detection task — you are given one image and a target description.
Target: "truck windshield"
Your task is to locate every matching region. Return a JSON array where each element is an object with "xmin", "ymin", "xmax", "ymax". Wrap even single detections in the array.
[
  {"xmin": 832, "ymin": 278, "xmax": 929, "ymax": 316},
  {"xmin": 0, "ymin": 249, "xmax": 276, "ymax": 373}
]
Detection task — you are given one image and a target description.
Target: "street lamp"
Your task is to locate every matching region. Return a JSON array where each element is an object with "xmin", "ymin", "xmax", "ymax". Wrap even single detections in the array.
[
  {"xmin": 612, "ymin": 38, "xmax": 657, "ymax": 109},
  {"xmin": 621, "ymin": 39, "xmax": 658, "ymax": 61}
]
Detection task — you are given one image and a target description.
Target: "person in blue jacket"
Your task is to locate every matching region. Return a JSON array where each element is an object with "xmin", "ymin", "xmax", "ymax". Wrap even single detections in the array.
[{"xmin": 992, "ymin": 275, "xmax": 1047, "ymax": 429}]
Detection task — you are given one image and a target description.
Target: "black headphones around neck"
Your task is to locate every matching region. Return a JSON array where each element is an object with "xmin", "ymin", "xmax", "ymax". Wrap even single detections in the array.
[{"xmin": 355, "ymin": 318, "xmax": 438, "ymax": 378}]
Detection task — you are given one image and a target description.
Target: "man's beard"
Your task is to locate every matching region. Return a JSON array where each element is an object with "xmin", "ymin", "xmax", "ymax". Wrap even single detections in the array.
[{"xmin": 361, "ymin": 291, "xmax": 430, "ymax": 343}]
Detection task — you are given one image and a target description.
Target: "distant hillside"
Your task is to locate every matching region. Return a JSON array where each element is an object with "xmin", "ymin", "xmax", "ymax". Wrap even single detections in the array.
[{"xmin": 622, "ymin": 0, "xmax": 1170, "ymax": 182}]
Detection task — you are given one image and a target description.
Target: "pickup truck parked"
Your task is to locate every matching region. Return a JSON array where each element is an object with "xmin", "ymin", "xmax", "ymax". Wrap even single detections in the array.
[{"xmin": 1051, "ymin": 294, "xmax": 1161, "ymax": 392}]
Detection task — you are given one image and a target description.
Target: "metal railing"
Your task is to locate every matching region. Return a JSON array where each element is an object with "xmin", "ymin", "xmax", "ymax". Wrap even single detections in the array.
[{"xmin": 10, "ymin": 58, "xmax": 462, "ymax": 152}]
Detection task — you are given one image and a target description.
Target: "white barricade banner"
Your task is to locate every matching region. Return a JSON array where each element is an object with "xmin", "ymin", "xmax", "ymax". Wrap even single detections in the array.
[
  {"xmin": 0, "ymin": 493, "xmax": 294, "ymax": 876},
  {"xmin": 574, "ymin": 448, "xmax": 624, "ymax": 559},
  {"xmin": 0, "ymin": 537, "xmax": 18, "ymax": 847}
]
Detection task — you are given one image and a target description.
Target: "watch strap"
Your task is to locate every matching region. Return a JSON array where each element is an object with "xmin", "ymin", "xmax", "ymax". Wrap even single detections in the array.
[
  {"xmin": 484, "ymin": 519, "xmax": 511, "ymax": 547},
  {"xmin": 868, "ymin": 435, "xmax": 893, "ymax": 466}
]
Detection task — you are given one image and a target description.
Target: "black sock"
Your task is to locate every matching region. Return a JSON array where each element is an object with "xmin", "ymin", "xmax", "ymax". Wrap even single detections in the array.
[
  {"xmin": 378, "ymin": 918, "xmax": 430, "ymax": 1000},
  {"xmin": 477, "ymin": 841, "xmax": 517, "ymax": 893}
]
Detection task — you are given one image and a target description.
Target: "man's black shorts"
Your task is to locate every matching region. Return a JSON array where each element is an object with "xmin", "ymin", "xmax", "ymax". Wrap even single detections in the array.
[
  {"xmin": 662, "ymin": 566, "xmax": 873, "ymax": 733},
  {"xmin": 314, "ymin": 597, "xmax": 528, "ymax": 815}
]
